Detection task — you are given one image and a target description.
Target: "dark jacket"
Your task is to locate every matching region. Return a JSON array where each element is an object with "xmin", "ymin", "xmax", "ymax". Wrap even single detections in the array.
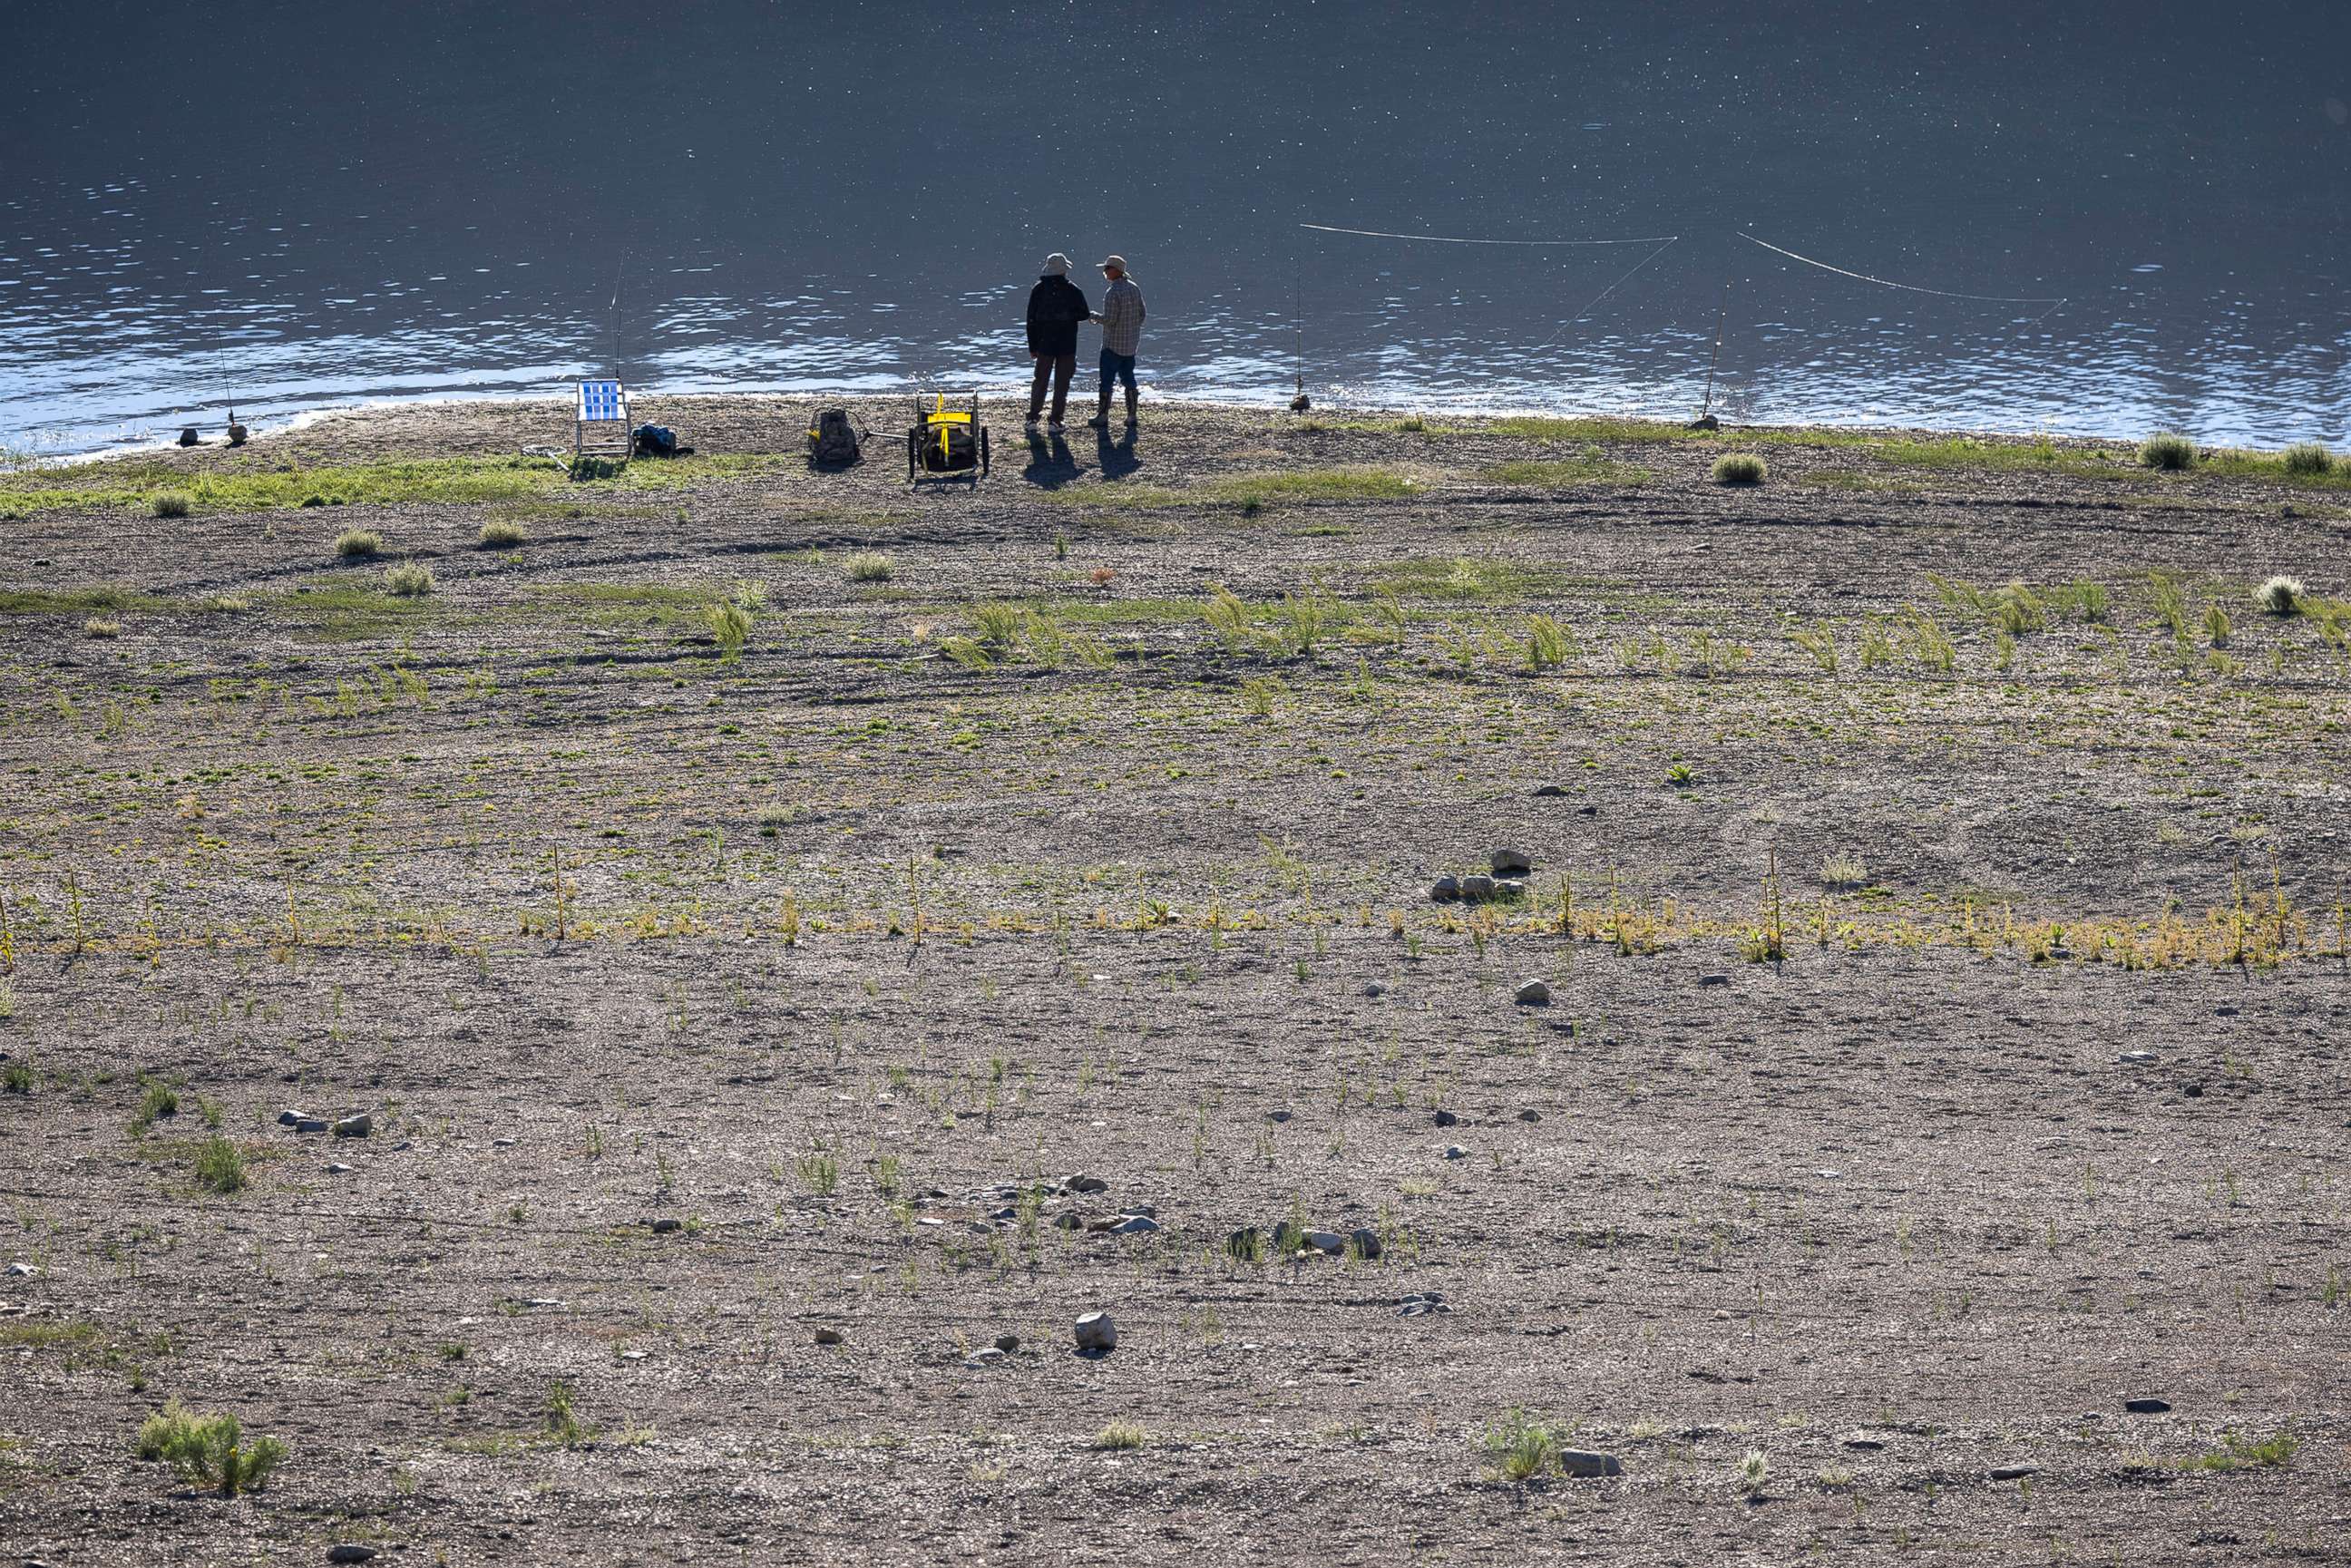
[{"xmin": 1025, "ymin": 274, "xmax": 1091, "ymax": 356}]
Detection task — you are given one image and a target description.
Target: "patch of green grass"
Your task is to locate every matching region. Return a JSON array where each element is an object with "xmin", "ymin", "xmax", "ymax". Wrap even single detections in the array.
[
  {"xmin": 1492, "ymin": 415, "xmax": 1693, "ymax": 444},
  {"xmin": 193, "ymin": 1135, "xmax": 247, "ymax": 1194},
  {"xmin": 1484, "ymin": 456, "xmax": 1648, "ymax": 487},
  {"xmin": 134, "ymin": 1399, "xmax": 288, "ymax": 1495},
  {"xmin": 1371, "ymin": 556, "xmax": 1559, "ymax": 603},
  {"xmin": 478, "ymin": 519, "xmax": 527, "ymax": 550},
  {"xmin": 1712, "ymin": 453, "xmax": 1768, "ymax": 486},
  {"xmin": 385, "ymin": 560, "xmax": 434, "ymax": 598},
  {"xmin": 0, "ymin": 586, "xmax": 172, "ymax": 618},
  {"xmin": 2141, "ymin": 433, "xmax": 2199, "ymax": 472},
  {"xmin": 1205, "ymin": 467, "xmax": 1419, "ymax": 504},
  {"xmin": 335, "ymin": 529, "xmax": 383, "ymax": 558},
  {"xmin": 1093, "ymin": 1420, "xmax": 1147, "ymax": 1450},
  {"xmin": 2281, "ymin": 442, "xmax": 2334, "ymax": 476},
  {"xmin": 845, "ymin": 550, "xmax": 894, "ymax": 583},
  {"xmin": 2181, "ymin": 1430, "xmax": 2298, "ymax": 1472},
  {"xmin": 151, "ymin": 491, "xmax": 191, "ymax": 519},
  {"xmin": 132, "ymin": 1078, "xmax": 180, "ymax": 1132},
  {"xmin": 0, "ymin": 1320, "xmax": 101, "ymax": 1351}
]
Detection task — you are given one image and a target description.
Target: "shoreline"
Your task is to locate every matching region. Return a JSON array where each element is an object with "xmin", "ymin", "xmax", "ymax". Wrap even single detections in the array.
[{"xmin": 14, "ymin": 386, "xmax": 2234, "ymax": 473}]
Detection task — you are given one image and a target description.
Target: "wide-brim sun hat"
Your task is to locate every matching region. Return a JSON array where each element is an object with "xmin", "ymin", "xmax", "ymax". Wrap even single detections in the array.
[
  {"xmin": 1097, "ymin": 255, "xmax": 1127, "ymax": 272},
  {"xmin": 1042, "ymin": 253, "xmax": 1072, "ymax": 276}
]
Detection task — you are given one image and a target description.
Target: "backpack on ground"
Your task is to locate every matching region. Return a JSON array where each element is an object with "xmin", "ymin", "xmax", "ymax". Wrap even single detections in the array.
[
  {"xmin": 808, "ymin": 408, "xmax": 862, "ymax": 466},
  {"xmin": 631, "ymin": 423, "xmax": 680, "ymax": 458}
]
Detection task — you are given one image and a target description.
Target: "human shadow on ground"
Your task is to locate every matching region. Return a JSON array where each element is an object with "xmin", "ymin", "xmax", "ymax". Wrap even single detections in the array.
[
  {"xmin": 1095, "ymin": 425, "xmax": 1140, "ymax": 482},
  {"xmin": 1022, "ymin": 432, "xmax": 1080, "ymax": 489}
]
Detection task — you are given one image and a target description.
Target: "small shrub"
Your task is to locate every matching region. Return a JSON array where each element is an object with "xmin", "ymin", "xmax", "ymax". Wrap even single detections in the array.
[
  {"xmin": 193, "ymin": 1135, "xmax": 246, "ymax": 1194},
  {"xmin": 1, "ymin": 1056, "xmax": 32, "ymax": 1095},
  {"xmin": 845, "ymin": 551, "xmax": 893, "ymax": 583},
  {"xmin": 2204, "ymin": 602, "xmax": 2232, "ymax": 647},
  {"xmin": 132, "ymin": 1079, "xmax": 180, "ymax": 1131},
  {"xmin": 1527, "ymin": 614, "xmax": 1570, "ymax": 671},
  {"xmin": 1094, "ymin": 1420, "xmax": 1147, "ymax": 1450},
  {"xmin": 2140, "ymin": 433, "xmax": 2198, "ymax": 471},
  {"xmin": 385, "ymin": 560, "xmax": 434, "ymax": 598},
  {"xmin": 83, "ymin": 618, "xmax": 121, "ymax": 639},
  {"xmin": 974, "ymin": 601, "xmax": 1025, "ymax": 648},
  {"xmin": 478, "ymin": 520, "xmax": 526, "ymax": 550},
  {"xmin": 134, "ymin": 1399, "xmax": 288, "ymax": 1495},
  {"xmin": 2282, "ymin": 442, "xmax": 2333, "ymax": 475},
  {"xmin": 335, "ymin": 529, "xmax": 382, "ymax": 558},
  {"xmin": 151, "ymin": 491, "xmax": 191, "ymax": 519},
  {"xmin": 543, "ymin": 1380, "xmax": 594, "ymax": 1447},
  {"xmin": 1739, "ymin": 1448, "xmax": 1770, "ymax": 1495},
  {"xmin": 2255, "ymin": 575, "xmax": 2305, "ymax": 617},
  {"xmin": 1820, "ymin": 852, "xmax": 1868, "ymax": 890},
  {"xmin": 1712, "ymin": 453, "xmax": 1767, "ymax": 486},
  {"xmin": 707, "ymin": 599, "xmax": 753, "ymax": 659},
  {"xmin": 1484, "ymin": 1408, "xmax": 1560, "ymax": 1483}
]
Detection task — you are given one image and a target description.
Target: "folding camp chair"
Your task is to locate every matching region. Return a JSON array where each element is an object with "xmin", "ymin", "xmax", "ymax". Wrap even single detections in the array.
[{"xmin": 575, "ymin": 379, "xmax": 631, "ymax": 461}]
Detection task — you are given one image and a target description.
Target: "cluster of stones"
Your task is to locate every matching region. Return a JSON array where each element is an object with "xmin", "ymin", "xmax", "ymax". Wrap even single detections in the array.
[{"xmin": 1430, "ymin": 847, "xmax": 1535, "ymax": 904}]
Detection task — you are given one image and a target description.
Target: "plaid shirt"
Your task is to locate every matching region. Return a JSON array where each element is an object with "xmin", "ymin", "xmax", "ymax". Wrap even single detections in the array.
[{"xmin": 1095, "ymin": 277, "xmax": 1146, "ymax": 356}]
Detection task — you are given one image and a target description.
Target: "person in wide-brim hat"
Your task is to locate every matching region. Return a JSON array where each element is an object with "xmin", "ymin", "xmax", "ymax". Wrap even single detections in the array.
[{"xmin": 1024, "ymin": 254, "xmax": 1090, "ymax": 431}]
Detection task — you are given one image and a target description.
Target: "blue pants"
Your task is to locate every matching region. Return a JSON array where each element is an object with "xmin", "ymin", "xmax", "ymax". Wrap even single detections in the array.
[{"xmin": 1098, "ymin": 347, "xmax": 1136, "ymax": 394}]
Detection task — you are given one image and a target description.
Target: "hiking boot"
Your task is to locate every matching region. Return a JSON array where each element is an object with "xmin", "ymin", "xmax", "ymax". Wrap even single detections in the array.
[
  {"xmin": 1085, "ymin": 415, "xmax": 1109, "ymax": 430},
  {"xmin": 1047, "ymin": 420, "xmax": 1065, "ymax": 434}
]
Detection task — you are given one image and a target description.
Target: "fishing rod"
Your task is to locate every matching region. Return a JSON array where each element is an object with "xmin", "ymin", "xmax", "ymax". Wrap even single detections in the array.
[{"xmin": 1698, "ymin": 280, "xmax": 1731, "ymax": 427}]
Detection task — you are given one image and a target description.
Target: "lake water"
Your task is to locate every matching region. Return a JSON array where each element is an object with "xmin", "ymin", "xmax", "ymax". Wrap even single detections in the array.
[{"xmin": 5, "ymin": 2, "xmax": 2347, "ymax": 456}]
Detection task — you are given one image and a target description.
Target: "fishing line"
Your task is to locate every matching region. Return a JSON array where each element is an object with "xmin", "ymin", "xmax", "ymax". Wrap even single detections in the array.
[
  {"xmin": 1300, "ymin": 221, "xmax": 1679, "ymax": 247},
  {"xmin": 1735, "ymin": 231, "xmax": 2066, "ymax": 323},
  {"xmin": 606, "ymin": 248, "xmax": 629, "ymax": 382},
  {"xmin": 1527, "ymin": 234, "xmax": 1683, "ymax": 351}
]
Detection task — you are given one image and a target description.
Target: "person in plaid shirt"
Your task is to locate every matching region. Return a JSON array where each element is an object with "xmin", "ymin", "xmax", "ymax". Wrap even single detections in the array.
[{"xmin": 1086, "ymin": 255, "xmax": 1146, "ymax": 430}]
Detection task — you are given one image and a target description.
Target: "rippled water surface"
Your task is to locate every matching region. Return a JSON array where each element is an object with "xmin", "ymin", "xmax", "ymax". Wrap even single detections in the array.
[{"xmin": 5, "ymin": 3, "xmax": 2347, "ymax": 454}]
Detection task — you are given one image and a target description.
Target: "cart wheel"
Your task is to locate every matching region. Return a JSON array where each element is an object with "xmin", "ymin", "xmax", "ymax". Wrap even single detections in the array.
[
  {"xmin": 906, "ymin": 431, "xmax": 917, "ymax": 482},
  {"xmin": 979, "ymin": 428, "xmax": 990, "ymax": 477}
]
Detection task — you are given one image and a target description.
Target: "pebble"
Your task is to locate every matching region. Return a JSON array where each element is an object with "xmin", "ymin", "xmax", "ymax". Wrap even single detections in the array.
[
  {"xmin": 1431, "ymin": 1109, "xmax": 1458, "ymax": 1127},
  {"xmin": 277, "ymin": 1110, "xmax": 307, "ymax": 1126},
  {"xmin": 1429, "ymin": 875, "xmax": 1460, "ymax": 902},
  {"xmin": 965, "ymin": 1349, "xmax": 1006, "ymax": 1368},
  {"xmin": 1989, "ymin": 1464, "xmax": 2039, "ymax": 1481},
  {"xmin": 1350, "ymin": 1226, "xmax": 1382, "ymax": 1260},
  {"xmin": 293, "ymin": 1118, "xmax": 330, "ymax": 1135},
  {"xmin": 1363, "ymin": 981, "xmax": 1387, "ymax": 998},
  {"xmin": 1396, "ymin": 1290, "xmax": 1449, "ymax": 1318},
  {"xmin": 1460, "ymin": 874, "xmax": 1497, "ymax": 900},
  {"xmin": 2119, "ymin": 1051, "xmax": 2157, "ymax": 1064},
  {"xmin": 1558, "ymin": 1449, "xmax": 1624, "ymax": 1478},
  {"xmin": 325, "ymin": 1163, "xmax": 355, "ymax": 1175},
  {"xmin": 327, "ymin": 1549, "xmax": 379, "ymax": 1565},
  {"xmin": 815, "ymin": 1327, "xmax": 844, "ymax": 1346},
  {"xmin": 1517, "ymin": 1108, "xmax": 1541, "ymax": 1122},
  {"xmin": 331, "ymin": 1113, "xmax": 372, "ymax": 1139},
  {"xmin": 649, "ymin": 1217, "xmax": 683, "ymax": 1234},
  {"xmin": 1534, "ymin": 783, "xmax": 1567, "ymax": 797},
  {"xmin": 1225, "ymin": 1226, "xmax": 1264, "ymax": 1258},
  {"xmin": 1841, "ymin": 1436, "xmax": 1885, "ymax": 1451},
  {"xmin": 1514, "ymin": 979, "xmax": 1551, "ymax": 1007},
  {"xmin": 1699, "ymin": 973, "xmax": 1731, "ymax": 988},
  {"xmin": 2123, "ymin": 1397, "xmax": 2171, "ymax": 1414},
  {"xmin": 1494, "ymin": 879, "xmax": 1527, "ymax": 898},
  {"xmin": 1489, "ymin": 848, "xmax": 1533, "ymax": 876},
  {"xmin": 1442, "ymin": 1144, "xmax": 1468, "ymax": 1160},
  {"xmin": 1074, "ymin": 1310, "xmax": 1117, "ymax": 1353},
  {"xmin": 1064, "ymin": 1174, "xmax": 1108, "ymax": 1194},
  {"xmin": 1302, "ymin": 1230, "xmax": 1347, "ymax": 1255},
  {"xmin": 6, "ymin": 1263, "xmax": 36, "ymax": 1279},
  {"xmin": 1053, "ymin": 1212, "xmax": 1084, "ymax": 1231},
  {"xmin": 994, "ymin": 1333, "xmax": 1019, "ymax": 1353}
]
